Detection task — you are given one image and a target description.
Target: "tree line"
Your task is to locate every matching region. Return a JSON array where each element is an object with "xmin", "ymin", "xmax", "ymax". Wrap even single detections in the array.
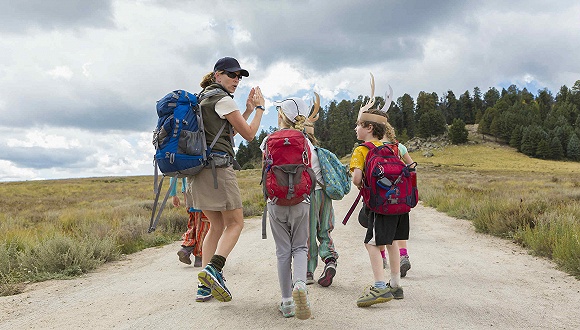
[{"xmin": 236, "ymin": 80, "xmax": 580, "ymax": 168}]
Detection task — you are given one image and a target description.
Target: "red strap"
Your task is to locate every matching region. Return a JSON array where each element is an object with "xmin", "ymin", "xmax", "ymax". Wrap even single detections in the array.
[{"xmin": 342, "ymin": 190, "xmax": 362, "ymax": 225}]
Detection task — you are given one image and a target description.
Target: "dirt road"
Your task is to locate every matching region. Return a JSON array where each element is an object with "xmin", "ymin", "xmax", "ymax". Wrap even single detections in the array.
[{"xmin": 1, "ymin": 187, "xmax": 579, "ymax": 329}]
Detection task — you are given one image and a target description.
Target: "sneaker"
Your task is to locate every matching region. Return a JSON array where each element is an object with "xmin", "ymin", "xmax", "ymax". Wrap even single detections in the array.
[
  {"xmin": 356, "ymin": 286, "xmax": 394, "ymax": 307},
  {"xmin": 198, "ymin": 264, "xmax": 232, "ymax": 302},
  {"xmin": 306, "ymin": 272, "xmax": 315, "ymax": 285},
  {"xmin": 292, "ymin": 281, "xmax": 311, "ymax": 320},
  {"xmin": 193, "ymin": 256, "xmax": 202, "ymax": 268},
  {"xmin": 386, "ymin": 282, "xmax": 404, "ymax": 300},
  {"xmin": 195, "ymin": 284, "xmax": 212, "ymax": 302},
  {"xmin": 317, "ymin": 260, "xmax": 336, "ymax": 287},
  {"xmin": 278, "ymin": 300, "xmax": 296, "ymax": 318},
  {"xmin": 400, "ymin": 255, "xmax": 411, "ymax": 277},
  {"xmin": 177, "ymin": 247, "xmax": 192, "ymax": 265},
  {"xmin": 382, "ymin": 257, "xmax": 388, "ymax": 269}
]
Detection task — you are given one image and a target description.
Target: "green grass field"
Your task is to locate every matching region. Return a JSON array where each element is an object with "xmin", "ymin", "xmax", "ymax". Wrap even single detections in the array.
[{"xmin": 1, "ymin": 139, "xmax": 579, "ymax": 296}]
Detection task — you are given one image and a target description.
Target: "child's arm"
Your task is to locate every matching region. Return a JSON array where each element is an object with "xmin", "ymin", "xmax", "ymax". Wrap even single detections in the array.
[
  {"xmin": 402, "ymin": 153, "xmax": 416, "ymax": 168},
  {"xmin": 352, "ymin": 168, "xmax": 363, "ymax": 190}
]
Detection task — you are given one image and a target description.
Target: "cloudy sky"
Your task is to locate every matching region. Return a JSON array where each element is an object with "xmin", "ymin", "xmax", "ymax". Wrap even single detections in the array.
[{"xmin": 1, "ymin": 0, "xmax": 579, "ymax": 182}]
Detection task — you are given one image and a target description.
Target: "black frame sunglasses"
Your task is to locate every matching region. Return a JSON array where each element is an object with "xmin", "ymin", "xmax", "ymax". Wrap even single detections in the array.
[{"xmin": 223, "ymin": 71, "xmax": 243, "ymax": 80}]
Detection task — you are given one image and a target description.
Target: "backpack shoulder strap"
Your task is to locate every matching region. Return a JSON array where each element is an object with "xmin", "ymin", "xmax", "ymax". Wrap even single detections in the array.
[{"xmin": 361, "ymin": 141, "xmax": 376, "ymax": 151}]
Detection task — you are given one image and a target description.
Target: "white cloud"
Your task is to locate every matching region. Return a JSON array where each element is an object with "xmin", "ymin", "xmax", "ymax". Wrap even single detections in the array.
[
  {"xmin": 47, "ymin": 66, "xmax": 73, "ymax": 80},
  {"xmin": 0, "ymin": 160, "xmax": 40, "ymax": 181},
  {"xmin": 82, "ymin": 62, "xmax": 92, "ymax": 77},
  {"xmin": 1, "ymin": 0, "xmax": 579, "ymax": 182}
]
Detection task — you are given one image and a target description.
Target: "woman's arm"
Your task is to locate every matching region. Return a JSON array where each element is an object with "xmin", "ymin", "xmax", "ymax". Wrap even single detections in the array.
[{"xmin": 225, "ymin": 86, "xmax": 265, "ymax": 141}]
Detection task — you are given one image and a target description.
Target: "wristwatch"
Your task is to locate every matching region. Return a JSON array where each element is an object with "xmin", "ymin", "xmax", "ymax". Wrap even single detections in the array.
[{"xmin": 255, "ymin": 106, "xmax": 265, "ymax": 111}]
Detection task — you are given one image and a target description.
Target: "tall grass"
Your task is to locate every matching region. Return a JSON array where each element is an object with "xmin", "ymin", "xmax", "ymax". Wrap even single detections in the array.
[
  {"xmin": 0, "ymin": 176, "xmax": 231, "ymax": 296},
  {"xmin": 414, "ymin": 143, "xmax": 580, "ymax": 278}
]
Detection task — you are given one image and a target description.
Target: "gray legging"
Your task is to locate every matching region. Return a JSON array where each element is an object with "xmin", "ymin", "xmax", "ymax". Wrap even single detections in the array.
[{"xmin": 268, "ymin": 202, "xmax": 310, "ymax": 299}]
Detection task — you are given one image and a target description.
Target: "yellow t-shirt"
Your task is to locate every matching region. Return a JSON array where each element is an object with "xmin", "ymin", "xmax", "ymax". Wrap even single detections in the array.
[{"xmin": 349, "ymin": 140, "xmax": 384, "ymax": 172}]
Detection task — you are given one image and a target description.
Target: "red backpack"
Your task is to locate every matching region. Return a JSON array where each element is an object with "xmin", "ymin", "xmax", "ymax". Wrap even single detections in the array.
[
  {"xmin": 343, "ymin": 141, "xmax": 418, "ymax": 225},
  {"xmin": 262, "ymin": 129, "xmax": 316, "ymax": 206}
]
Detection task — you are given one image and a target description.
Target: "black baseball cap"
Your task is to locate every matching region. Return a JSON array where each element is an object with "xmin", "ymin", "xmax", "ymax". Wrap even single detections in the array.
[{"xmin": 213, "ymin": 57, "xmax": 249, "ymax": 77}]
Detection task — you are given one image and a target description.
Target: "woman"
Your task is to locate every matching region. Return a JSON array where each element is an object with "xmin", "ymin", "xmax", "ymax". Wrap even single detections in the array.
[{"xmin": 195, "ymin": 57, "xmax": 265, "ymax": 303}]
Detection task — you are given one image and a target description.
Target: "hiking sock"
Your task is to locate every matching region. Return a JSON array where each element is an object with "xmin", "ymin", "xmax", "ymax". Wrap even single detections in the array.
[
  {"xmin": 390, "ymin": 273, "xmax": 401, "ymax": 288},
  {"xmin": 374, "ymin": 281, "xmax": 387, "ymax": 289},
  {"xmin": 399, "ymin": 248, "xmax": 408, "ymax": 256},
  {"xmin": 209, "ymin": 255, "xmax": 226, "ymax": 272},
  {"xmin": 380, "ymin": 250, "xmax": 386, "ymax": 259}
]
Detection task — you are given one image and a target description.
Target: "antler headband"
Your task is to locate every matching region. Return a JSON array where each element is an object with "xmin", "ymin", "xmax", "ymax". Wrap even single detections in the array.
[
  {"xmin": 305, "ymin": 92, "xmax": 320, "ymax": 134},
  {"xmin": 357, "ymin": 72, "xmax": 393, "ymax": 126}
]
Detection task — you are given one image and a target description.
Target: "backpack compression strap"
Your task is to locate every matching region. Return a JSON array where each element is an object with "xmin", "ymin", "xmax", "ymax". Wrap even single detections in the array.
[{"xmin": 148, "ymin": 175, "xmax": 177, "ymax": 233}]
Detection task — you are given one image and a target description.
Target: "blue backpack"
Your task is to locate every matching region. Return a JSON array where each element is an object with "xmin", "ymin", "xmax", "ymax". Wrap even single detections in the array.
[
  {"xmin": 149, "ymin": 88, "xmax": 226, "ymax": 232},
  {"xmin": 315, "ymin": 147, "xmax": 351, "ymax": 200},
  {"xmin": 153, "ymin": 89, "xmax": 226, "ymax": 178}
]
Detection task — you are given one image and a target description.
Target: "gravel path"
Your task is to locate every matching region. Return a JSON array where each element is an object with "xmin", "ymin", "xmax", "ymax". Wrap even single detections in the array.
[{"xmin": 2, "ymin": 187, "xmax": 579, "ymax": 329}]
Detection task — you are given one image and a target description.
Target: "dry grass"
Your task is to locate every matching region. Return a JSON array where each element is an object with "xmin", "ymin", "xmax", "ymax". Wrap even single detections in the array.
[
  {"xmin": 411, "ymin": 139, "xmax": 580, "ymax": 278},
  {"xmin": 1, "ymin": 140, "xmax": 579, "ymax": 296}
]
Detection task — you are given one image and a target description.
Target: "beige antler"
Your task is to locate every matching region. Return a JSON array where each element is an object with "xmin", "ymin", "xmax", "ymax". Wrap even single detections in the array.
[
  {"xmin": 358, "ymin": 73, "xmax": 391, "ymax": 126},
  {"xmin": 308, "ymin": 92, "xmax": 320, "ymax": 123},
  {"xmin": 358, "ymin": 73, "xmax": 376, "ymax": 120},
  {"xmin": 305, "ymin": 92, "xmax": 320, "ymax": 134}
]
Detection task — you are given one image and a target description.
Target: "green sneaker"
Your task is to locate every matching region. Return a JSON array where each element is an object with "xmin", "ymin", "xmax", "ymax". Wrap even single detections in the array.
[
  {"xmin": 387, "ymin": 283, "xmax": 404, "ymax": 300},
  {"xmin": 279, "ymin": 300, "xmax": 296, "ymax": 318},
  {"xmin": 356, "ymin": 286, "xmax": 394, "ymax": 307}
]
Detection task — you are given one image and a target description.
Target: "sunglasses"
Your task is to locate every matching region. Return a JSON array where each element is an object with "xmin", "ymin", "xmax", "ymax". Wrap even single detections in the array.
[{"xmin": 223, "ymin": 71, "xmax": 243, "ymax": 80}]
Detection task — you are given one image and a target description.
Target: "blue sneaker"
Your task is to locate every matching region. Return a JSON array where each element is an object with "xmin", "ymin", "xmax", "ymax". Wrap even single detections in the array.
[
  {"xmin": 195, "ymin": 284, "xmax": 212, "ymax": 302},
  {"xmin": 198, "ymin": 264, "xmax": 232, "ymax": 302}
]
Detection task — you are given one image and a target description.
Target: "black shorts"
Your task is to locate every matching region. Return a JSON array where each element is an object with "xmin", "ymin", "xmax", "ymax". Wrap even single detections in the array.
[{"xmin": 362, "ymin": 207, "xmax": 410, "ymax": 246}]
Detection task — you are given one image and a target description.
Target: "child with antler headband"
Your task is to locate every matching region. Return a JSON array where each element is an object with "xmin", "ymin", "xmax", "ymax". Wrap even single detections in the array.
[
  {"xmin": 349, "ymin": 73, "xmax": 416, "ymax": 307},
  {"xmin": 303, "ymin": 93, "xmax": 340, "ymax": 288}
]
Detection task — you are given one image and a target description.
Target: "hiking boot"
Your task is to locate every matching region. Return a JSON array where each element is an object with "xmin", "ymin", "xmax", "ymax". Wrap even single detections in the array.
[
  {"xmin": 356, "ymin": 286, "xmax": 394, "ymax": 307},
  {"xmin": 306, "ymin": 272, "xmax": 315, "ymax": 285},
  {"xmin": 177, "ymin": 247, "xmax": 193, "ymax": 265},
  {"xmin": 317, "ymin": 259, "xmax": 336, "ymax": 287},
  {"xmin": 292, "ymin": 281, "xmax": 311, "ymax": 320},
  {"xmin": 386, "ymin": 282, "xmax": 404, "ymax": 300},
  {"xmin": 195, "ymin": 284, "xmax": 212, "ymax": 302},
  {"xmin": 400, "ymin": 255, "xmax": 411, "ymax": 277},
  {"xmin": 382, "ymin": 257, "xmax": 388, "ymax": 269},
  {"xmin": 198, "ymin": 264, "xmax": 232, "ymax": 302},
  {"xmin": 279, "ymin": 300, "xmax": 296, "ymax": 318},
  {"xmin": 193, "ymin": 256, "xmax": 202, "ymax": 267}
]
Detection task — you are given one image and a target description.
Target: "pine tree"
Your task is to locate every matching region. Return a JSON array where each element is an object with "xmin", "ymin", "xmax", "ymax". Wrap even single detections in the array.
[
  {"xmin": 550, "ymin": 136, "xmax": 564, "ymax": 160},
  {"xmin": 509, "ymin": 126, "xmax": 523, "ymax": 150},
  {"xmin": 448, "ymin": 118, "xmax": 469, "ymax": 144},
  {"xmin": 520, "ymin": 128, "xmax": 535, "ymax": 156},
  {"xmin": 535, "ymin": 139, "xmax": 551, "ymax": 159},
  {"xmin": 567, "ymin": 133, "xmax": 580, "ymax": 161}
]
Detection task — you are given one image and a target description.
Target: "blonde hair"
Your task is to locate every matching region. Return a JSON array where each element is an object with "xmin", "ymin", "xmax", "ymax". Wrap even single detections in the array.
[
  {"xmin": 278, "ymin": 108, "xmax": 307, "ymax": 132},
  {"xmin": 200, "ymin": 71, "xmax": 216, "ymax": 88},
  {"xmin": 303, "ymin": 120, "xmax": 319, "ymax": 146}
]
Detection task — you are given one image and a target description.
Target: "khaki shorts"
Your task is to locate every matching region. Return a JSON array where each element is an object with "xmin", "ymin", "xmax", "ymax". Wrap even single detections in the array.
[{"xmin": 189, "ymin": 166, "xmax": 242, "ymax": 211}]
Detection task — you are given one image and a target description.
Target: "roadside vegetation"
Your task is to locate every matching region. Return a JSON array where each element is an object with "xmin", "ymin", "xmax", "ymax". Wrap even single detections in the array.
[{"xmin": 1, "ymin": 136, "xmax": 578, "ymax": 296}]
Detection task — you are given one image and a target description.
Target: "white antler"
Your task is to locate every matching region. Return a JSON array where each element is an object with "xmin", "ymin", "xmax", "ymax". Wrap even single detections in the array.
[{"xmin": 378, "ymin": 84, "xmax": 393, "ymax": 112}]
